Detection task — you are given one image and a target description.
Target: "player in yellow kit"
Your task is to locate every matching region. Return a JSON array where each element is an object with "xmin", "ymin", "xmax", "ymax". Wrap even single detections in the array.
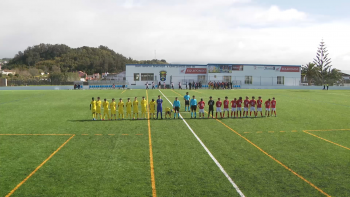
[
  {"xmin": 149, "ymin": 98, "xmax": 156, "ymax": 119},
  {"xmin": 110, "ymin": 98, "xmax": 117, "ymax": 120},
  {"xmin": 133, "ymin": 97, "xmax": 139, "ymax": 119},
  {"xmin": 141, "ymin": 96, "xmax": 147, "ymax": 119},
  {"xmin": 118, "ymin": 98, "xmax": 124, "ymax": 119},
  {"xmin": 96, "ymin": 97, "xmax": 102, "ymax": 120},
  {"xmin": 126, "ymin": 98, "xmax": 133, "ymax": 119},
  {"xmin": 165, "ymin": 107, "xmax": 172, "ymax": 119},
  {"xmin": 90, "ymin": 97, "xmax": 96, "ymax": 120},
  {"xmin": 102, "ymin": 98, "xmax": 110, "ymax": 120}
]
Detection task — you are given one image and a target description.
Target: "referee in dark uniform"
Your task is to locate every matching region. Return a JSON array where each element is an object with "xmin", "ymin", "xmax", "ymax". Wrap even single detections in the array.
[{"xmin": 208, "ymin": 96, "xmax": 215, "ymax": 118}]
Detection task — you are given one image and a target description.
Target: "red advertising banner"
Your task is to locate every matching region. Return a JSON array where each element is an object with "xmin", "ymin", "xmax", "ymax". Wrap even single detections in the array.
[
  {"xmin": 280, "ymin": 66, "xmax": 300, "ymax": 72},
  {"xmin": 181, "ymin": 68, "xmax": 207, "ymax": 74}
]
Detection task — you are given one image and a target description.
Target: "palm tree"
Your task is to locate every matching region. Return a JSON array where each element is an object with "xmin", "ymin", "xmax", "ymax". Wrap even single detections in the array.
[
  {"xmin": 302, "ymin": 63, "xmax": 320, "ymax": 86},
  {"xmin": 326, "ymin": 68, "xmax": 342, "ymax": 85}
]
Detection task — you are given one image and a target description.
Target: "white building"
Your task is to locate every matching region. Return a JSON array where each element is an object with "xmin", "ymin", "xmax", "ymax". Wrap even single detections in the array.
[{"xmin": 126, "ymin": 64, "xmax": 301, "ymax": 89}]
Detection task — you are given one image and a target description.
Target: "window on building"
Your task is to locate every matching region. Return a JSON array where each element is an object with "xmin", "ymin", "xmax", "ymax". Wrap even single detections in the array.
[
  {"xmin": 141, "ymin": 73, "xmax": 154, "ymax": 81},
  {"xmin": 245, "ymin": 76, "xmax": 252, "ymax": 84},
  {"xmin": 222, "ymin": 76, "xmax": 232, "ymax": 82},
  {"xmin": 277, "ymin": 76, "xmax": 284, "ymax": 85},
  {"xmin": 197, "ymin": 75, "xmax": 206, "ymax": 82},
  {"xmin": 134, "ymin": 73, "xmax": 140, "ymax": 81}
]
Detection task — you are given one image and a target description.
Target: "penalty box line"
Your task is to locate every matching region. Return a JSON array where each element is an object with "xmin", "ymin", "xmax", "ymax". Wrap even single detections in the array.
[
  {"xmin": 159, "ymin": 90, "xmax": 245, "ymax": 197},
  {"xmin": 170, "ymin": 89, "xmax": 330, "ymax": 197},
  {"xmin": 303, "ymin": 130, "xmax": 350, "ymax": 151},
  {"xmin": 5, "ymin": 134, "xmax": 75, "ymax": 197}
]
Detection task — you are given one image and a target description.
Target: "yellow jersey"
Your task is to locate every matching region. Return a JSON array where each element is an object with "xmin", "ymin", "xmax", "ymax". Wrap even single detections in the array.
[
  {"xmin": 96, "ymin": 100, "xmax": 102, "ymax": 109},
  {"xmin": 133, "ymin": 100, "xmax": 139, "ymax": 110},
  {"xmin": 149, "ymin": 101, "xmax": 156, "ymax": 110},
  {"xmin": 165, "ymin": 107, "xmax": 171, "ymax": 112},
  {"xmin": 126, "ymin": 101, "xmax": 132, "ymax": 111},
  {"xmin": 118, "ymin": 102, "xmax": 124, "ymax": 111},
  {"xmin": 141, "ymin": 99, "xmax": 147, "ymax": 108},
  {"xmin": 103, "ymin": 101, "xmax": 109, "ymax": 110},
  {"xmin": 90, "ymin": 101, "xmax": 96, "ymax": 110},
  {"xmin": 110, "ymin": 101, "xmax": 116, "ymax": 111}
]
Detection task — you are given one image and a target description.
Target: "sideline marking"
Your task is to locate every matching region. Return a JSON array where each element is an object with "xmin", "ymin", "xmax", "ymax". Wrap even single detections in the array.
[
  {"xmin": 0, "ymin": 134, "xmax": 72, "ymax": 136},
  {"xmin": 108, "ymin": 134, "xmax": 115, "ymax": 136},
  {"xmin": 122, "ymin": 134, "xmax": 128, "ymax": 136},
  {"xmin": 147, "ymin": 90, "xmax": 157, "ymax": 197},
  {"xmin": 121, "ymin": 90, "xmax": 127, "ymax": 94},
  {"xmin": 81, "ymin": 134, "xmax": 89, "ymax": 135},
  {"xmin": 160, "ymin": 90, "xmax": 245, "ymax": 197},
  {"xmin": 303, "ymin": 130, "xmax": 350, "ymax": 151},
  {"xmin": 214, "ymin": 120, "xmax": 330, "ymax": 197},
  {"xmin": 95, "ymin": 134, "xmax": 102, "ymax": 136},
  {"xmin": 6, "ymin": 134, "xmax": 75, "ymax": 197},
  {"xmin": 268, "ymin": 131, "xmax": 274, "ymax": 133}
]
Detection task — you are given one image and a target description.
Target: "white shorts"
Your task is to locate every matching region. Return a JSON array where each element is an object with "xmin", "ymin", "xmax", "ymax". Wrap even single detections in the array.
[
  {"xmin": 224, "ymin": 108, "xmax": 229, "ymax": 112},
  {"xmin": 244, "ymin": 107, "xmax": 248, "ymax": 112},
  {"xmin": 216, "ymin": 107, "xmax": 222, "ymax": 112},
  {"xmin": 231, "ymin": 107, "xmax": 237, "ymax": 111},
  {"xmin": 266, "ymin": 108, "xmax": 270, "ymax": 111},
  {"xmin": 250, "ymin": 107, "xmax": 255, "ymax": 111},
  {"xmin": 257, "ymin": 108, "xmax": 262, "ymax": 112},
  {"xmin": 199, "ymin": 109, "xmax": 204, "ymax": 113},
  {"xmin": 271, "ymin": 108, "xmax": 276, "ymax": 111},
  {"xmin": 237, "ymin": 107, "xmax": 241, "ymax": 111}
]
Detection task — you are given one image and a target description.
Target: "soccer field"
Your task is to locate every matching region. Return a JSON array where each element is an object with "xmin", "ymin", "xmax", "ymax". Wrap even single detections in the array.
[{"xmin": 1, "ymin": 89, "xmax": 350, "ymax": 196}]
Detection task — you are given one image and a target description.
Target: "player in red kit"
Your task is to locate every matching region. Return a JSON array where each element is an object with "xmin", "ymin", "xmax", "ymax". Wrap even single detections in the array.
[
  {"xmin": 223, "ymin": 96, "xmax": 230, "ymax": 118},
  {"xmin": 250, "ymin": 96, "xmax": 257, "ymax": 117},
  {"xmin": 257, "ymin": 96, "xmax": 263, "ymax": 117},
  {"xmin": 216, "ymin": 98, "xmax": 222, "ymax": 118},
  {"xmin": 271, "ymin": 97, "xmax": 277, "ymax": 117},
  {"xmin": 198, "ymin": 98, "xmax": 205, "ymax": 118},
  {"xmin": 243, "ymin": 96, "xmax": 250, "ymax": 118},
  {"xmin": 237, "ymin": 97, "xmax": 242, "ymax": 117},
  {"xmin": 230, "ymin": 98, "xmax": 237, "ymax": 118},
  {"xmin": 265, "ymin": 98, "xmax": 271, "ymax": 117}
]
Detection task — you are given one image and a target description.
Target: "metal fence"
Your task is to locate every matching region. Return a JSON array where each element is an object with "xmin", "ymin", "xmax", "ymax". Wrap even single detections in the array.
[{"xmin": 6, "ymin": 79, "xmax": 88, "ymax": 86}]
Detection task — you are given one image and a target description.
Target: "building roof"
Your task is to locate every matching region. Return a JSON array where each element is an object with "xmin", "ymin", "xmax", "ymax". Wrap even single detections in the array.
[
  {"xmin": 207, "ymin": 63, "xmax": 301, "ymax": 67},
  {"xmin": 126, "ymin": 63, "xmax": 301, "ymax": 67}
]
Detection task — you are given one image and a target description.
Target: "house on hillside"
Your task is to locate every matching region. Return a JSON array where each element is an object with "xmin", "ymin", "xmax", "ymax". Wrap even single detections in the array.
[
  {"xmin": 1, "ymin": 69, "xmax": 16, "ymax": 75},
  {"xmin": 104, "ymin": 71, "xmax": 125, "ymax": 81}
]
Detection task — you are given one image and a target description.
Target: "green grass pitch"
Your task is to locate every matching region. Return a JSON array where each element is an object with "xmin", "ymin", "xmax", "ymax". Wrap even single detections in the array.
[{"xmin": 1, "ymin": 89, "xmax": 350, "ymax": 196}]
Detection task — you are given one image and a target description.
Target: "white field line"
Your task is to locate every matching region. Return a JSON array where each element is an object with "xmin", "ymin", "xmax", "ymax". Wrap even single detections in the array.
[{"xmin": 159, "ymin": 90, "xmax": 245, "ymax": 197}]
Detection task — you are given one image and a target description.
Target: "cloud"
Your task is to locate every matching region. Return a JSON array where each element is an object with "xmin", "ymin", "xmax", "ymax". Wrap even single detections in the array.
[{"xmin": 0, "ymin": 0, "xmax": 349, "ymax": 70}]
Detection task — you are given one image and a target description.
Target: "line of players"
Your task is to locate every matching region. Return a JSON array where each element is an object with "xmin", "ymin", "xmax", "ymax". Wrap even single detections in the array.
[
  {"xmin": 183, "ymin": 92, "xmax": 277, "ymax": 118},
  {"xmin": 89, "ymin": 96, "xmax": 175, "ymax": 120},
  {"xmin": 89, "ymin": 93, "xmax": 277, "ymax": 120}
]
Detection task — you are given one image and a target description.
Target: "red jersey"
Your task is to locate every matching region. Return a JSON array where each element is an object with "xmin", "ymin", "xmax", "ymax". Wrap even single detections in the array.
[
  {"xmin": 257, "ymin": 99, "xmax": 262, "ymax": 108},
  {"xmin": 231, "ymin": 100, "xmax": 237, "ymax": 108},
  {"xmin": 271, "ymin": 100, "xmax": 276, "ymax": 108},
  {"xmin": 265, "ymin": 101, "xmax": 271, "ymax": 108},
  {"xmin": 237, "ymin": 100, "xmax": 242, "ymax": 107},
  {"xmin": 244, "ymin": 99, "xmax": 250, "ymax": 107},
  {"xmin": 250, "ymin": 99, "xmax": 256, "ymax": 107},
  {"xmin": 223, "ymin": 100, "xmax": 229, "ymax": 108},
  {"xmin": 198, "ymin": 101, "xmax": 205, "ymax": 109},
  {"xmin": 216, "ymin": 101, "xmax": 222, "ymax": 108}
]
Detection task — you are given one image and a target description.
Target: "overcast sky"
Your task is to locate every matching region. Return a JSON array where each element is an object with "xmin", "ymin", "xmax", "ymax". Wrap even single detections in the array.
[{"xmin": 1, "ymin": 0, "xmax": 350, "ymax": 70}]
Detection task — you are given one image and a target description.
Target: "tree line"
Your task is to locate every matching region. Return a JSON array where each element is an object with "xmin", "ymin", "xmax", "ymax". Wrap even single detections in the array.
[{"xmin": 4, "ymin": 43, "xmax": 167, "ymax": 75}]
